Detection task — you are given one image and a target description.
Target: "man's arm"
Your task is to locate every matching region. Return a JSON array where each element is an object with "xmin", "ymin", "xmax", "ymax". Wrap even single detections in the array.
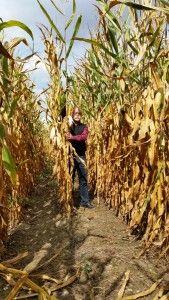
[{"xmin": 69, "ymin": 127, "xmax": 88, "ymax": 142}]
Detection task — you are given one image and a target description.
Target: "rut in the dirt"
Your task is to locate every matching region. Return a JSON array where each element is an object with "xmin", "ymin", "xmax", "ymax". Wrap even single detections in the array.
[{"xmin": 0, "ymin": 174, "xmax": 169, "ymax": 300}]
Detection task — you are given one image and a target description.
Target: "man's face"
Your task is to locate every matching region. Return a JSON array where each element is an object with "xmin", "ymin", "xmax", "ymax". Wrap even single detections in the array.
[{"xmin": 73, "ymin": 108, "xmax": 81, "ymax": 122}]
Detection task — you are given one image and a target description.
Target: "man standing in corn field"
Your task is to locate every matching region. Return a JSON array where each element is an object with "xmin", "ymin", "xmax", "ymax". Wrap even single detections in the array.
[{"xmin": 66, "ymin": 107, "xmax": 94, "ymax": 209}]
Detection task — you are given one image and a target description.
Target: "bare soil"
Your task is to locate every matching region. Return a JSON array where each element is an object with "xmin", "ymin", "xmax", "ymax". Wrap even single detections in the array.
[{"xmin": 0, "ymin": 173, "xmax": 169, "ymax": 299}]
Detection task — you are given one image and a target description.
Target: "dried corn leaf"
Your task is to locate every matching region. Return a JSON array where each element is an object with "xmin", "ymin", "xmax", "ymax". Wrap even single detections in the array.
[{"xmin": 122, "ymin": 279, "xmax": 162, "ymax": 300}]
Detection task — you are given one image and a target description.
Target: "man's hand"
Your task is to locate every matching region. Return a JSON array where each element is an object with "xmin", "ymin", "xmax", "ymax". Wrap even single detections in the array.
[{"xmin": 65, "ymin": 132, "xmax": 73, "ymax": 140}]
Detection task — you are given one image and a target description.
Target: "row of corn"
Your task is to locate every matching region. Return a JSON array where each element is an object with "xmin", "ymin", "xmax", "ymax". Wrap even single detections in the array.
[{"xmin": 0, "ymin": 24, "xmax": 45, "ymax": 249}]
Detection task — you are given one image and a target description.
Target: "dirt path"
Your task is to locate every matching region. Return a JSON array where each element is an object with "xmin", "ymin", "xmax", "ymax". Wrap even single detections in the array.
[{"xmin": 0, "ymin": 173, "xmax": 169, "ymax": 299}]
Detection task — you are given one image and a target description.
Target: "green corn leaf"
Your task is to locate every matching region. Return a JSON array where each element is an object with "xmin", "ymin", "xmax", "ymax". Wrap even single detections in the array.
[
  {"xmin": 124, "ymin": 1, "xmax": 169, "ymax": 14},
  {"xmin": 0, "ymin": 123, "xmax": 5, "ymax": 139},
  {"xmin": 49, "ymin": 0, "xmax": 64, "ymax": 15},
  {"xmin": 36, "ymin": 0, "xmax": 65, "ymax": 43},
  {"xmin": 108, "ymin": 26, "xmax": 118, "ymax": 54},
  {"xmin": 127, "ymin": 41, "xmax": 139, "ymax": 54},
  {"xmin": 96, "ymin": 0, "xmax": 121, "ymax": 31},
  {"xmin": 148, "ymin": 26, "xmax": 161, "ymax": 48},
  {"xmin": 74, "ymin": 37, "xmax": 118, "ymax": 59},
  {"xmin": 154, "ymin": 34, "xmax": 164, "ymax": 61},
  {"xmin": 106, "ymin": 11, "xmax": 122, "ymax": 31},
  {"xmin": 109, "ymin": 0, "xmax": 169, "ymax": 15},
  {"xmin": 121, "ymin": 1, "xmax": 153, "ymax": 11},
  {"xmin": 65, "ymin": 0, "xmax": 77, "ymax": 30},
  {"xmin": 0, "ymin": 20, "xmax": 33, "ymax": 39},
  {"xmin": 159, "ymin": 0, "xmax": 169, "ymax": 7},
  {"xmin": 2, "ymin": 144, "xmax": 16, "ymax": 170},
  {"xmin": 1, "ymin": 56, "xmax": 10, "ymax": 89},
  {"xmin": 2, "ymin": 143, "xmax": 17, "ymax": 185},
  {"xmin": 65, "ymin": 15, "xmax": 74, "ymax": 30},
  {"xmin": 2, "ymin": 55, "xmax": 9, "ymax": 76},
  {"xmin": 16, "ymin": 52, "xmax": 37, "ymax": 63},
  {"xmin": 73, "ymin": 0, "xmax": 76, "ymax": 14},
  {"xmin": 66, "ymin": 16, "xmax": 82, "ymax": 58}
]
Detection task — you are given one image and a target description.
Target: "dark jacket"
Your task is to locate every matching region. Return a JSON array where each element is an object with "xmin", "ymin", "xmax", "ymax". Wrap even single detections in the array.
[{"xmin": 69, "ymin": 123, "xmax": 88, "ymax": 156}]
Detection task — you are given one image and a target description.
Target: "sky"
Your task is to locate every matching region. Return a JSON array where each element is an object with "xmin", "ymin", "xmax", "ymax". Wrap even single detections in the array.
[{"xmin": 0, "ymin": 0, "xmax": 98, "ymax": 92}]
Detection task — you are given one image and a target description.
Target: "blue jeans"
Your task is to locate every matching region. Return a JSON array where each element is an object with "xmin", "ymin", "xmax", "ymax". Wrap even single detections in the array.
[{"xmin": 73, "ymin": 156, "xmax": 90, "ymax": 205}]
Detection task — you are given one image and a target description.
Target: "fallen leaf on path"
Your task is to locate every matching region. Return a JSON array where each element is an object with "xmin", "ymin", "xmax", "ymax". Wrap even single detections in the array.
[
  {"xmin": 24, "ymin": 243, "xmax": 51, "ymax": 273},
  {"xmin": 6, "ymin": 275, "xmax": 28, "ymax": 300},
  {"xmin": 159, "ymin": 294, "xmax": 169, "ymax": 300},
  {"xmin": 152, "ymin": 288, "xmax": 164, "ymax": 300},
  {"xmin": 122, "ymin": 279, "xmax": 162, "ymax": 299},
  {"xmin": 34, "ymin": 243, "xmax": 68, "ymax": 272},
  {"xmin": 14, "ymin": 293, "xmax": 38, "ymax": 299},
  {"xmin": 0, "ymin": 272, "xmax": 16, "ymax": 286},
  {"xmin": 25, "ymin": 277, "xmax": 58, "ymax": 299},
  {"xmin": 1, "ymin": 251, "xmax": 28, "ymax": 267},
  {"xmin": 117, "ymin": 270, "xmax": 130, "ymax": 300},
  {"xmin": 0, "ymin": 263, "xmax": 58, "ymax": 299},
  {"xmin": 31, "ymin": 273, "xmax": 59, "ymax": 284},
  {"xmin": 50, "ymin": 268, "xmax": 80, "ymax": 292}
]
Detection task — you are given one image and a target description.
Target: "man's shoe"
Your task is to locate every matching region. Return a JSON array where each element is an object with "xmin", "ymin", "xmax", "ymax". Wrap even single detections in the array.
[{"xmin": 81, "ymin": 203, "xmax": 94, "ymax": 209}]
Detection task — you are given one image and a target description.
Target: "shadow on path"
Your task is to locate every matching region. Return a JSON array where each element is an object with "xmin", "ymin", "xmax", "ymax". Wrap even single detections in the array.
[{"xmin": 0, "ymin": 173, "xmax": 168, "ymax": 299}]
